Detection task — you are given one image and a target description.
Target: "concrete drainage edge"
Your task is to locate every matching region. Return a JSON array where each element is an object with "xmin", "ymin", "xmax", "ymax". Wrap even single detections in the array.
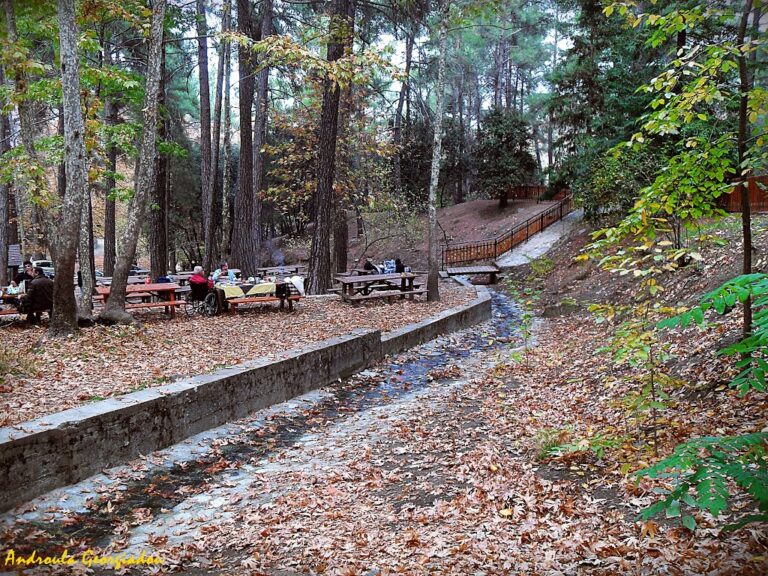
[{"xmin": 0, "ymin": 287, "xmax": 491, "ymax": 512}]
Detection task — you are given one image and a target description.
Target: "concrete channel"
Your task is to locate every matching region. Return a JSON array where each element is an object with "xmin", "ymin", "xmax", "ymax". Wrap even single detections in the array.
[{"xmin": 0, "ymin": 286, "xmax": 492, "ymax": 512}]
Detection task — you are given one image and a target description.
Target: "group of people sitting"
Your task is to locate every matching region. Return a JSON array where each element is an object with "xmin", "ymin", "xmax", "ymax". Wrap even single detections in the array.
[
  {"xmin": 2, "ymin": 261, "xmax": 54, "ymax": 325},
  {"xmin": 363, "ymin": 257, "xmax": 408, "ymax": 274}
]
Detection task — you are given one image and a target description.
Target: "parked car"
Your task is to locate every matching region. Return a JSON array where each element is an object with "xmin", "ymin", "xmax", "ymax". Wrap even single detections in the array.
[{"xmin": 130, "ymin": 265, "xmax": 150, "ymax": 276}]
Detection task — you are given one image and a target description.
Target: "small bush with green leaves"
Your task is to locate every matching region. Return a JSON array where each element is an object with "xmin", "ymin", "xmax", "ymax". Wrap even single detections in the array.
[{"xmin": 639, "ymin": 273, "xmax": 768, "ymax": 530}]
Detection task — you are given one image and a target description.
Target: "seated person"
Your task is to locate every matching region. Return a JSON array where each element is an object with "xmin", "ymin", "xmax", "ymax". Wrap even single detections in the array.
[
  {"xmin": 395, "ymin": 258, "xmax": 407, "ymax": 290},
  {"xmin": 188, "ymin": 265, "xmax": 212, "ymax": 297},
  {"xmin": 22, "ymin": 267, "xmax": 54, "ymax": 325},
  {"xmin": 212, "ymin": 261, "xmax": 236, "ymax": 283},
  {"xmin": 14, "ymin": 261, "xmax": 34, "ymax": 286},
  {"xmin": 363, "ymin": 257, "xmax": 380, "ymax": 274}
]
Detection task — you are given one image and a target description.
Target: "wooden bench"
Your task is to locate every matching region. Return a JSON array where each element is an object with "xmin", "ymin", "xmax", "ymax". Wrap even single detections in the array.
[
  {"xmin": 348, "ymin": 288, "xmax": 427, "ymax": 303},
  {"xmin": 0, "ymin": 308, "xmax": 19, "ymax": 316},
  {"xmin": 125, "ymin": 300, "xmax": 187, "ymax": 311},
  {"xmin": 228, "ymin": 294, "xmax": 302, "ymax": 312}
]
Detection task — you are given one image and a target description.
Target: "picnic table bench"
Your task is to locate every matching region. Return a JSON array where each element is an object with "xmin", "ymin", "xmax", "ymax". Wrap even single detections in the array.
[
  {"xmin": 334, "ymin": 273, "xmax": 425, "ymax": 304},
  {"xmin": 256, "ymin": 264, "xmax": 307, "ymax": 276},
  {"xmin": 215, "ymin": 281, "xmax": 303, "ymax": 313},
  {"xmin": 96, "ymin": 282, "xmax": 183, "ymax": 318}
]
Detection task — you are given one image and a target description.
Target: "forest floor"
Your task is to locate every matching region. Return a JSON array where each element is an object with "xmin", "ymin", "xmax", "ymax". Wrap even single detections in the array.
[
  {"xmin": 0, "ymin": 282, "xmax": 474, "ymax": 427},
  {"xmin": 1, "ymin": 214, "xmax": 766, "ymax": 575}
]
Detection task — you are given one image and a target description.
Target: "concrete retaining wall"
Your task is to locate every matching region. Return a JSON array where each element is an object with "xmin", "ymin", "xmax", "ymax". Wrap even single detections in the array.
[
  {"xmin": 381, "ymin": 286, "xmax": 491, "ymax": 356},
  {"xmin": 0, "ymin": 287, "xmax": 491, "ymax": 512}
]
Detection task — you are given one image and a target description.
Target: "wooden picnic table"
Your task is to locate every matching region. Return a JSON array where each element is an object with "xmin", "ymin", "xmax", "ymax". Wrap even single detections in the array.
[
  {"xmin": 0, "ymin": 292, "xmax": 20, "ymax": 316},
  {"xmin": 96, "ymin": 282, "xmax": 182, "ymax": 318},
  {"xmin": 256, "ymin": 264, "xmax": 306, "ymax": 276},
  {"xmin": 98, "ymin": 275, "xmax": 148, "ymax": 286},
  {"xmin": 333, "ymin": 272, "xmax": 424, "ymax": 303}
]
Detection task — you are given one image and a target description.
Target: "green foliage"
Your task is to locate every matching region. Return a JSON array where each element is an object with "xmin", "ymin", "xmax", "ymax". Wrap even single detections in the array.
[
  {"xmin": 542, "ymin": 433, "xmax": 626, "ymax": 460},
  {"xmin": 476, "ymin": 109, "xmax": 537, "ymax": 200},
  {"xmin": 578, "ymin": 145, "xmax": 664, "ymax": 222},
  {"xmin": 527, "ymin": 256, "xmax": 555, "ymax": 279},
  {"xmin": 636, "ymin": 433, "xmax": 768, "ymax": 531},
  {"xmin": 659, "ymin": 274, "xmax": 768, "ymax": 396}
]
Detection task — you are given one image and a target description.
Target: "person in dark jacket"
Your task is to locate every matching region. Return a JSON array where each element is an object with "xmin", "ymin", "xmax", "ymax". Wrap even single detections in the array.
[
  {"xmin": 23, "ymin": 267, "xmax": 54, "ymax": 324},
  {"xmin": 395, "ymin": 258, "xmax": 407, "ymax": 291},
  {"xmin": 14, "ymin": 261, "xmax": 34, "ymax": 286}
]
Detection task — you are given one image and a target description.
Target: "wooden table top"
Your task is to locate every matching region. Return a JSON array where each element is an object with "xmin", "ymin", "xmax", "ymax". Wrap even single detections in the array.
[
  {"xmin": 97, "ymin": 282, "xmax": 180, "ymax": 294},
  {"xmin": 335, "ymin": 273, "xmax": 414, "ymax": 284}
]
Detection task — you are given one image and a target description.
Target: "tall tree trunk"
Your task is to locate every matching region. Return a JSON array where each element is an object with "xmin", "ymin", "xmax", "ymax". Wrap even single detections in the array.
[
  {"xmin": 307, "ymin": 0, "xmax": 354, "ymax": 294},
  {"xmin": 231, "ymin": 0, "xmax": 258, "ymax": 275},
  {"xmin": 210, "ymin": 0, "xmax": 231, "ymax": 266},
  {"xmin": 221, "ymin": 29, "xmax": 233, "ymax": 257},
  {"xmin": 103, "ymin": 99, "xmax": 118, "ymax": 276},
  {"xmin": 102, "ymin": 0, "xmax": 166, "ymax": 323},
  {"xmin": 427, "ymin": 2, "xmax": 449, "ymax": 302},
  {"xmin": 737, "ymin": 0, "xmax": 754, "ymax": 337},
  {"xmin": 0, "ymin": 63, "xmax": 9, "ymax": 287},
  {"xmin": 197, "ymin": 0, "xmax": 215, "ymax": 274},
  {"xmin": 4, "ymin": 0, "xmax": 42, "ymax": 258},
  {"xmin": 393, "ymin": 28, "xmax": 414, "ymax": 194},
  {"xmin": 77, "ymin": 190, "xmax": 95, "ymax": 318},
  {"xmin": 150, "ymin": 49, "xmax": 168, "ymax": 281},
  {"xmin": 57, "ymin": 107, "xmax": 66, "ymax": 197},
  {"xmin": 49, "ymin": 0, "xmax": 89, "ymax": 336},
  {"xmin": 252, "ymin": 0, "xmax": 273, "ymax": 254}
]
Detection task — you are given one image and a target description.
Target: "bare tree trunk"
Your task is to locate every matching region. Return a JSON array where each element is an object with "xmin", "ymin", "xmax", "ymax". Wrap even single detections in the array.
[
  {"xmin": 221, "ymin": 31, "xmax": 233, "ymax": 258},
  {"xmin": 49, "ymin": 0, "xmax": 89, "ymax": 336},
  {"xmin": 427, "ymin": 2, "xmax": 449, "ymax": 302},
  {"xmin": 197, "ymin": 0, "xmax": 215, "ymax": 274},
  {"xmin": 0, "ymin": 63, "xmax": 9, "ymax": 286},
  {"xmin": 210, "ymin": 0, "xmax": 231, "ymax": 267},
  {"xmin": 231, "ymin": 0, "xmax": 259, "ymax": 276},
  {"xmin": 737, "ymin": 0, "xmax": 754, "ymax": 337},
  {"xmin": 150, "ymin": 47, "xmax": 168, "ymax": 281},
  {"xmin": 103, "ymin": 99, "xmax": 118, "ymax": 276},
  {"xmin": 4, "ymin": 0, "xmax": 42, "ymax": 258},
  {"xmin": 393, "ymin": 27, "xmax": 414, "ymax": 194},
  {"xmin": 102, "ymin": 0, "xmax": 166, "ymax": 324},
  {"xmin": 77, "ymin": 190, "xmax": 95, "ymax": 318},
  {"xmin": 307, "ymin": 0, "xmax": 354, "ymax": 294},
  {"xmin": 252, "ymin": 0, "xmax": 273, "ymax": 256}
]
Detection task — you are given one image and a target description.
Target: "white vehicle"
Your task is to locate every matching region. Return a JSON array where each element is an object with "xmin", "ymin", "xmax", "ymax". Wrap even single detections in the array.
[{"xmin": 31, "ymin": 259, "xmax": 55, "ymax": 278}]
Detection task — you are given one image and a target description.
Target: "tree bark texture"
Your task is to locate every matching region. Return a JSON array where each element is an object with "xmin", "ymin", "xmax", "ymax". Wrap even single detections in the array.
[
  {"xmin": 252, "ymin": 0, "xmax": 273, "ymax": 250},
  {"xmin": 150, "ymin": 48, "xmax": 168, "ymax": 281},
  {"xmin": 209, "ymin": 0, "xmax": 231, "ymax": 269},
  {"xmin": 392, "ymin": 28, "xmax": 414, "ymax": 195},
  {"xmin": 50, "ymin": 0, "xmax": 89, "ymax": 336},
  {"xmin": 102, "ymin": 0, "xmax": 166, "ymax": 323},
  {"xmin": 221, "ymin": 28, "xmax": 233, "ymax": 258},
  {"xmin": 427, "ymin": 2, "xmax": 449, "ymax": 303},
  {"xmin": 0, "ymin": 63, "xmax": 9, "ymax": 286},
  {"xmin": 231, "ymin": 0, "xmax": 259, "ymax": 276},
  {"xmin": 737, "ymin": 0, "xmax": 754, "ymax": 337},
  {"xmin": 77, "ymin": 190, "xmax": 95, "ymax": 318},
  {"xmin": 103, "ymin": 99, "xmax": 118, "ymax": 276},
  {"xmin": 197, "ymin": 0, "xmax": 215, "ymax": 274},
  {"xmin": 4, "ymin": 0, "xmax": 43, "ymax": 258},
  {"xmin": 307, "ymin": 0, "xmax": 353, "ymax": 295}
]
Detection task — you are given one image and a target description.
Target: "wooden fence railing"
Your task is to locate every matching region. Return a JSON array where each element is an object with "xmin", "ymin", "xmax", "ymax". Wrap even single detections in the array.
[
  {"xmin": 718, "ymin": 175, "xmax": 768, "ymax": 213},
  {"xmin": 442, "ymin": 195, "xmax": 575, "ymax": 267}
]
